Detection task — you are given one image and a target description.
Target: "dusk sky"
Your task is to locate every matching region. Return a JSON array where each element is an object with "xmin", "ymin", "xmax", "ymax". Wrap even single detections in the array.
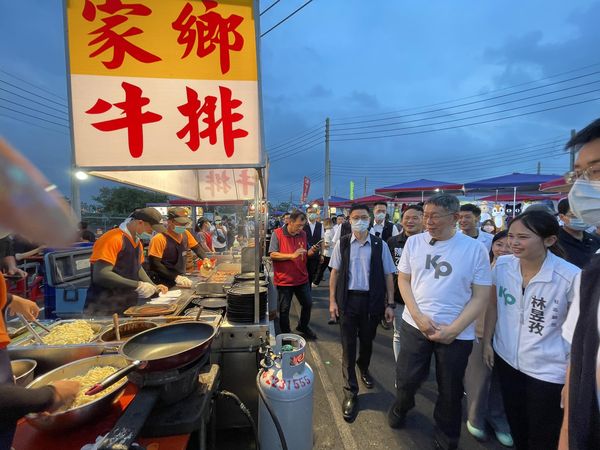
[{"xmin": 1, "ymin": 0, "xmax": 599, "ymax": 206}]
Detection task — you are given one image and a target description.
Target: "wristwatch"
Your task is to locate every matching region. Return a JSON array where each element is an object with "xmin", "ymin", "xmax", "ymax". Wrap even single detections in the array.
[{"xmin": 386, "ymin": 303, "xmax": 396, "ymax": 309}]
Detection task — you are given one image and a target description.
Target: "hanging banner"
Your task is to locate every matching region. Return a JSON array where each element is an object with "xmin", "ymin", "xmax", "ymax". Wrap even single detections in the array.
[
  {"xmin": 349, "ymin": 180, "xmax": 355, "ymax": 200},
  {"xmin": 301, "ymin": 176, "xmax": 310, "ymax": 203},
  {"xmin": 65, "ymin": 0, "xmax": 262, "ymax": 169}
]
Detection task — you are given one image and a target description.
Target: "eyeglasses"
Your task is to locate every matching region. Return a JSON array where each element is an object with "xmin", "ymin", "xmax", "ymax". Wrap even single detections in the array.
[
  {"xmin": 564, "ymin": 164, "xmax": 600, "ymax": 184},
  {"xmin": 423, "ymin": 213, "xmax": 454, "ymax": 222}
]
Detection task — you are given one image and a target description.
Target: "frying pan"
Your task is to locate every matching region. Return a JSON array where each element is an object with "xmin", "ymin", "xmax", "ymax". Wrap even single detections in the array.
[{"xmin": 86, "ymin": 321, "xmax": 215, "ymax": 395}]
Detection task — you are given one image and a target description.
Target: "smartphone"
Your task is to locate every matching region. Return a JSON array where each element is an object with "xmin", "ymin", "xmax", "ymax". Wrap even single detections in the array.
[{"xmin": 313, "ymin": 239, "xmax": 324, "ymax": 247}]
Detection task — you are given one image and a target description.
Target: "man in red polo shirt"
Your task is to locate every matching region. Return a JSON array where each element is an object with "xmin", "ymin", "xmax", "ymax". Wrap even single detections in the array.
[{"xmin": 269, "ymin": 210, "xmax": 320, "ymax": 339}]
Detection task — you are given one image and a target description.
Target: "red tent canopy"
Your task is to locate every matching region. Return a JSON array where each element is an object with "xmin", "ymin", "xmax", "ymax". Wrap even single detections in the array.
[
  {"xmin": 478, "ymin": 193, "xmax": 563, "ymax": 202},
  {"xmin": 311, "ymin": 196, "xmax": 352, "ymax": 208},
  {"xmin": 375, "ymin": 178, "xmax": 463, "ymax": 195},
  {"xmin": 351, "ymin": 194, "xmax": 395, "ymax": 205},
  {"xmin": 539, "ymin": 177, "xmax": 571, "ymax": 193}
]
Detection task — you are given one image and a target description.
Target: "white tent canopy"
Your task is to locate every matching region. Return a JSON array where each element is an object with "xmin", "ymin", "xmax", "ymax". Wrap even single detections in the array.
[{"xmin": 90, "ymin": 167, "xmax": 265, "ymax": 202}]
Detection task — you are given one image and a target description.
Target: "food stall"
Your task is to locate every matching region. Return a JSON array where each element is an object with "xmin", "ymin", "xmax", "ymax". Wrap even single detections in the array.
[{"xmin": 9, "ymin": 1, "xmax": 271, "ymax": 448}]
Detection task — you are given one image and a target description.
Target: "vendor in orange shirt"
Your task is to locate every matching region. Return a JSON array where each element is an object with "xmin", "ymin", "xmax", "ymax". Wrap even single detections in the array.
[
  {"xmin": 147, "ymin": 208, "xmax": 206, "ymax": 288},
  {"xmin": 84, "ymin": 208, "xmax": 168, "ymax": 315}
]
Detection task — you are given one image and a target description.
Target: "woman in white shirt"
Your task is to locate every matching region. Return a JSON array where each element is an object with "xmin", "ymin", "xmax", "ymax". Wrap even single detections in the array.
[{"xmin": 483, "ymin": 210, "xmax": 581, "ymax": 450}]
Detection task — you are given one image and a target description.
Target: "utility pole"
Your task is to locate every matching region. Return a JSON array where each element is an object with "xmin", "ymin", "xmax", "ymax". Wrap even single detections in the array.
[
  {"xmin": 569, "ymin": 129, "xmax": 576, "ymax": 171},
  {"xmin": 537, "ymin": 161, "xmax": 541, "ymax": 174},
  {"xmin": 323, "ymin": 117, "xmax": 330, "ymax": 217}
]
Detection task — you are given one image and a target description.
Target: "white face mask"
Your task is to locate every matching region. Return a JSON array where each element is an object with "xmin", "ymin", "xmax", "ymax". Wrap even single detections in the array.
[
  {"xmin": 568, "ymin": 179, "xmax": 600, "ymax": 226},
  {"xmin": 375, "ymin": 212, "xmax": 386, "ymax": 222},
  {"xmin": 351, "ymin": 219, "xmax": 369, "ymax": 233}
]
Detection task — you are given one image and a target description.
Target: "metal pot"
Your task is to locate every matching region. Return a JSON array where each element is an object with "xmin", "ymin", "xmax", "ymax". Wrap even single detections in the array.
[
  {"xmin": 99, "ymin": 321, "xmax": 158, "ymax": 343},
  {"xmin": 25, "ymin": 354, "xmax": 129, "ymax": 432},
  {"xmin": 234, "ymin": 272, "xmax": 265, "ymax": 282},
  {"xmin": 11, "ymin": 359, "xmax": 36, "ymax": 386}
]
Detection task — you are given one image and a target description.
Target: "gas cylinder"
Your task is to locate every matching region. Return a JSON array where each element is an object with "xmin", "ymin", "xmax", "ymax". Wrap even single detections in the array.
[{"xmin": 258, "ymin": 333, "xmax": 314, "ymax": 450}]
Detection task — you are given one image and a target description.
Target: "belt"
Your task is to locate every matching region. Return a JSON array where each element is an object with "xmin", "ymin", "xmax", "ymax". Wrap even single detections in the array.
[{"xmin": 348, "ymin": 290, "xmax": 369, "ymax": 297}]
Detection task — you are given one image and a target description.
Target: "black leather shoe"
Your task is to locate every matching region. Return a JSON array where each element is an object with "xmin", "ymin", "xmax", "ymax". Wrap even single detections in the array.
[
  {"xmin": 296, "ymin": 326, "xmax": 317, "ymax": 340},
  {"xmin": 360, "ymin": 371, "xmax": 374, "ymax": 389},
  {"xmin": 387, "ymin": 404, "xmax": 406, "ymax": 429},
  {"xmin": 342, "ymin": 396, "xmax": 358, "ymax": 422}
]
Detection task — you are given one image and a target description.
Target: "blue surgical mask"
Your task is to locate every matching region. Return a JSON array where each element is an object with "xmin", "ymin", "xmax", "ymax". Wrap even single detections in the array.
[
  {"xmin": 308, "ymin": 213, "xmax": 317, "ymax": 221},
  {"xmin": 137, "ymin": 231, "xmax": 152, "ymax": 240},
  {"xmin": 174, "ymin": 226, "xmax": 186, "ymax": 234}
]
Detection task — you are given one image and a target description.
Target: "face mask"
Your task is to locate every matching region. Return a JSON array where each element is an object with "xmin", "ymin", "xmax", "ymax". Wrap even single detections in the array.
[
  {"xmin": 568, "ymin": 179, "xmax": 600, "ymax": 225},
  {"xmin": 483, "ymin": 225, "xmax": 495, "ymax": 233},
  {"xmin": 174, "ymin": 225, "xmax": 186, "ymax": 234},
  {"xmin": 308, "ymin": 213, "xmax": 317, "ymax": 221},
  {"xmin": 375, "ymin": 212, "xmax": 386, "ymax": 222},
  {"xmin": 566, "ymin": 217, "xmax": 589, "ymax": 231},
  {"xmin": 351, "ymin": 219, "xmax": 369, "ymax": 233},
  {"xmin": 137, "ymin": 231, "xmax": 152, "ymax": 240}
]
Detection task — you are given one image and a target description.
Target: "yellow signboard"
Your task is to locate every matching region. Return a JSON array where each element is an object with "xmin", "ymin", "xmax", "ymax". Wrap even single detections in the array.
[{"xmin": 66, "ymin": 0, "xmax": 258, "ymax": 81}]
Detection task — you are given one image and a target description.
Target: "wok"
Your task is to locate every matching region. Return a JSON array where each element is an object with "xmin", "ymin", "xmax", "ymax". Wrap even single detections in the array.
[{"xmin": 86, "ymin": 321, "xmax": 216, "ymax": 395}]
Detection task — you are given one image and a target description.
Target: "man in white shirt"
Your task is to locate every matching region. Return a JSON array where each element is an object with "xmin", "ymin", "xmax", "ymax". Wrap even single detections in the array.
[
  {"xmin": 559, "ymin": 118, "xmax": 600, "ymax": 450},
  {"xmin": 459, "ymin": 203, "xmax": 493, "ymax": 252},
  {"xmin": 388, "ymin": 194, "xmax": 492, "ymax": 450},
  {"xmin": 370, "ymin": 201, "xmax": 400, "ymax": 241}
]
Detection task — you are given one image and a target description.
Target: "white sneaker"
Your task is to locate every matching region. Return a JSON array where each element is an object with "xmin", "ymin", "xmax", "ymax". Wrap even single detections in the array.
[
  {"xmin": 494, "ymin": 430, "xmax": 514, "ymax": 447},
  {"xmin": 466, "ymin": 421, "xmax": 488, "ymax": 442},
  {"xmin": 311, "ymin": 283, "xmax": 319, "ymax": 288}
]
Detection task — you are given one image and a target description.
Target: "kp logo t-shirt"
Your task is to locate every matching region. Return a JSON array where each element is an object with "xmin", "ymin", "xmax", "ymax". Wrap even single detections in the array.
[{"xmin": 398, "ymin": 231, "xmax": 492, "ymax": 340}]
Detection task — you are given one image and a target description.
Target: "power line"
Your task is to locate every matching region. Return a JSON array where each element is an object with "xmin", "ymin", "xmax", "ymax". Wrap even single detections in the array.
[
  {"xmin": 270, "ymin": 138, "xmax": 324, "ymax": 163},
  {"xmin": 330, "ymin": 62, "xmax": 600, "ymax": 122},
  {"xmin": 266, "ymin": 122, "xmax": 324, "ymax": 152},
  {"xmin": 329, "ymin": 96, "xmax": 600, "ymax": 142},
  {"xmin": 0, "ymin": 113, "xmax": 68, "ymax": 135},
  {"xmin": 0, "ymin": 69, "xmax": 67, "ymax": 101},
  {"xmin": 332, "ymin": 136, "xmax": 565, "ymax": 169},
  {"xmin": 330, "ymin": 78, "xmax": 600, "ymax": 131},
  {"xmin": 0, "ymin": 86, "xmax": 69, "ymax": 116},
  {"xmin": 330, "ymin": 88, "xmax": 600, "ymax": 138},
  {"xmin": 260, "ymin": 0, "xmax": 281, "ymax": 16},
  {"xmin": 267, "ymin": 127, "xmax": 324, "ymax": 156},
  {"xmin": 330, "ymin": 149, "xmax": 565, "ymax": 179},
  {"xmin": 0, "ymin": 105, "xmax": 69, "ymax": 128},
  {"xmin": 0, "ymin": 96, "xmax": 69, "ymax": 123},
  {"xmin": 260, "ymin": 0, "xmax": 314, "ymax": 38},
  {"xmin": 0, "ymin": 78, "xmax": 68, "ymax": 109}
]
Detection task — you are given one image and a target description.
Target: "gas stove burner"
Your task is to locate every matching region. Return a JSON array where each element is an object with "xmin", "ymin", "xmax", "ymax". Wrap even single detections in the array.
[{"xmin": 128, "ymin": 352, "xmax": 210, "ymax": 404}]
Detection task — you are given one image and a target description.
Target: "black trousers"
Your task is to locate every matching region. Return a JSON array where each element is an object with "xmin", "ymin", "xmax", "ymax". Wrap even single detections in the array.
[
  {"xmin": 495, "ymin": 353, "xmax": 563, "ymax": 450},
  {"xmin": 313, "ymin": 256, "xmax": 331, "ymax": 285},
  {"xmin": 339, "ymin": 292, "xmax": 381, "ymax": 397},
  {"xmin": 276, "ymin": 283, "xmax": 312, "ymax": 334},
  {"xmin": 306, "ymin": 256, "xmax": 320, "ymax": 285},
  {"xmin": 393, "ymin": 320, "xmax": 473, "ymax": 448}
]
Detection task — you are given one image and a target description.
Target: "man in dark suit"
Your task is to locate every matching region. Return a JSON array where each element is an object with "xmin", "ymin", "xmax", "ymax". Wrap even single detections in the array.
[{"xmin": 303, "ymin": 206, "xmax": 323, "ymax": 287}]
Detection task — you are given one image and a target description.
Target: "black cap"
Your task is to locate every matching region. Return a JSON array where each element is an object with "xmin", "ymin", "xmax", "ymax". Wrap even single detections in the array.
[{"xmin": 130, "ymin": 208, "xmax": 166, "ymax": 233}]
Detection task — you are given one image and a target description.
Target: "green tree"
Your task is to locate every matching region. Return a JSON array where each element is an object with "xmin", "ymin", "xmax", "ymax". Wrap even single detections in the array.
[{"xmin": 93, "ymin": 187, "xmax": 168, "ymax": 214}]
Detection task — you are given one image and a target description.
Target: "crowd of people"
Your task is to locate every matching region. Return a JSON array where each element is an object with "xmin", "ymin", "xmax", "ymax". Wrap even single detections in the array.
[{"xmin": 268, "ymin": 119, "xmax": 600, "ymax": 450}]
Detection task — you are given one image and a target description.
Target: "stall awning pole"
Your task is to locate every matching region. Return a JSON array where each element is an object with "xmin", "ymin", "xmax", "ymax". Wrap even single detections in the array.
[
  {"xmin": 513, "ymin": 187, "xmax": 517, "ymax": 218},
  {"xmin": 254, "ymin": 169, "xmax": 260, "ymax": 325}
]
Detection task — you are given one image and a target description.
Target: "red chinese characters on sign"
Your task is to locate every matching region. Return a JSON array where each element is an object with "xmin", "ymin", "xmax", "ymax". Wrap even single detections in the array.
[
  {"xmin": 176, "ymin": 86, "xmax": 248, "ymax": 158},
  {"xmin": 82, "ymin": 0, "xmax": 161, "ymax": 69},
  {"xmin": 86, "ymin": 82, "xmax": 162, "ymax": 158},
  {"xmin": 172, "ymin": 0, "xmax": 245, "ymax": 75},
  {"xmin": 204, "ymin": 170, "xmax": 232, "ymax": 197},
  {"xmin": 236, "ymin": 169, "xmax": 255, "ymax": 197}
]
